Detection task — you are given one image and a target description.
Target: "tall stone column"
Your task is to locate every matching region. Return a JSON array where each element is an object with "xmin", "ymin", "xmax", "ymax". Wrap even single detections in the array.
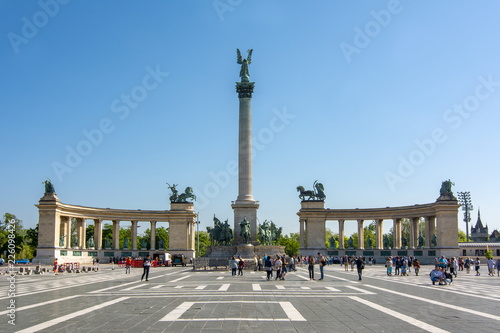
[
  {"xmin": 338, "ymin": 220, "xmax": 345, "ymax": 249},
  {"xmin": 393, "ymin": 218, "xmax": 402, "ymax": 249},
  {"xmin": 112, "ymin": 220, "xmax": 120, "ymax": 250},
  {"xmin": 232, "ymin": 75, "xmax": 259, "ymax": 244},
  {"xmin": 299, "ymin": 219, "xmax": 306, "ymax": 248},
  {"xmin": 150, "ymin": 221, "xmax": 157, "ymax": 250},
  {"xmin": 76, "ymin": 218, "xmax": 86, "ymax": 249},
  {"xmin": 94, "ymin": 219, "xmax": 102, "ymax": 250},
  {"xmin": 61, "ymin": 216, "xmax": 70, "ymax": 248},
  {"xmin": 131, "ymin": 221, "xmax": 138, "ymax": 250},
  {"xmin": 410, "ymin": 217, "xmax": 419, "ymax": 249},
  {"xmin": 357, "ymin": 219, "xmax": 365, "ymax": 249},
  {"xmin": 375, "ymin": 219, "xmax": 383, "ymax": 249}
]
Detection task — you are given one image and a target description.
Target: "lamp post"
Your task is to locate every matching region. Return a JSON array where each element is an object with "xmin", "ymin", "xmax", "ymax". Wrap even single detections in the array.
[
  {"xmin": 196, "ymin": 213, "xmax": 200, "ymax": 257},
  {"xmin": 457, "ymin": 192, "xmax": 473, "ymax": 242}
]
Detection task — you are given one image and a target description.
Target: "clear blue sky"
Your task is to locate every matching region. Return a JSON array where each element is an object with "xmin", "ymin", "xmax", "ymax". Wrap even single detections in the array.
[{"xmin": 1, "ymin": 0, "xmax": 499, "ymax": 237}]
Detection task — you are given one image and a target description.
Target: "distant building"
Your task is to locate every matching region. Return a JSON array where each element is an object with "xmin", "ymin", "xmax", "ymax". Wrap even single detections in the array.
[
  {"xmin": 490, "ymin": 229, "xmax": 500, "ymax": 242},
  {"xmin": 470, "ymin": 210, "xmax": 489, "ymax": 242}
]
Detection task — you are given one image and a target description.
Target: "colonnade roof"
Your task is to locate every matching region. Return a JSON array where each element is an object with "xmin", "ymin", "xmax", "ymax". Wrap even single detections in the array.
[
  {"xmin": 36, "ymin": 200, "xmax": 196, "ymax": 222},
  {"xmin": 298, "ymin": 200, "xmax": 460, "ymax": 220}
]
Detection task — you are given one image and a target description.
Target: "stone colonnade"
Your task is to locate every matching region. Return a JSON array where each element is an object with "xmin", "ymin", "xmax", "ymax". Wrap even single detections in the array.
[
  {"xmin": 33, "ymin": 193, "xmax": 197, "ymax": 264},
  {"xmin": 298, "ymin": 198, "xmax": 460, "ymax": 261}
]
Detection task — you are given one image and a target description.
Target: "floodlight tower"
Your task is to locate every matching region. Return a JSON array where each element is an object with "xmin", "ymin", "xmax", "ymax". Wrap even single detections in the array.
[{"xmin": 457, "ymin": 192, "xmax": 473, "ymax": 242}]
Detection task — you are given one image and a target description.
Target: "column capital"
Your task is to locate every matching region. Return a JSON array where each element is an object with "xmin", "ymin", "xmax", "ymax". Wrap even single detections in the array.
[{"xmin": 236, "ymin": 81, "xmax": 255, "ymax": 98}]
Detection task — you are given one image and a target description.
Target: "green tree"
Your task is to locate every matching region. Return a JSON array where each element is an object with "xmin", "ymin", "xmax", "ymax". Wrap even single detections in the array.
[
  {"xmin": 195, "ymin": 231, "xmax": 210, "ymax": 257},
  {"xmin": 1, "ymin": 213, "xmax": 23, "ymax": 231},
  {"xmin": 278, "ymin": 233, "xmax": 300, "ymax": 256},
  {"xmin": 458, "ymin": 230, "xmax": 467, "ymax": 242}
]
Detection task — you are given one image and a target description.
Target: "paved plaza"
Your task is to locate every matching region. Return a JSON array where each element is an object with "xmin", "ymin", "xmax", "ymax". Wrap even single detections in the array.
[{"xmin": 1, "ymin": 264, "xmax": 499, "ymax": 332}]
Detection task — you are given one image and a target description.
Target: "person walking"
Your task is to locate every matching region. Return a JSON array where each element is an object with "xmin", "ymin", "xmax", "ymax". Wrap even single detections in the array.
[
  {"xmin": 496, "ymin": 258, "xmax": 500, "ymax": 277},
  {"xmin": 308, "ymin": 255, "xmax": 315, "ymax": 280},
  {"xmin": 355, "ymin": 257, "xmax": 364, "ymax": 281},
  {"xmin": 230, "ymin": 256, "xmax": 238, "ymax": 276},
  {"xmin": 125, "ymin": 257, "xmax": 132, "ymax": 274},
  {"xmin": 474, "ymin": 257, "xmax": 481, "ymax": 276},
  {"xmin": 141, "ymin": 255, "xmax": 151, "ymax": 281}
]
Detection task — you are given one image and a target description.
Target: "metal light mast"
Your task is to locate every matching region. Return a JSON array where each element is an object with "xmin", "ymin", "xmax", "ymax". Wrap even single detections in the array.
[{"xmin": 457, "ymin": 192, "xmax": 473, "ymax": 242}]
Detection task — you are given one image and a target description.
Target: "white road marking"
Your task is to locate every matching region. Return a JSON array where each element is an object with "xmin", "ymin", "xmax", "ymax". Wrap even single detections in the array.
[
  {"xmin": 349, "ymin": 296, "xmax": 449, "ymax": 333},
  {"xmin": 325, "ymin": 287, "xmax": 340, "ymax": 292},
  {"xmin": 276, "ymin": 285, "xmax": 286, "ymax": 290},
  {"xmin": 218, "ymin": 284, "xmax": 230, "ymax": 291},
  {"xmin": 279, "ymin": 301, "xmax": 307, "ymax": 321},
  {"xmin": 346, "ymin": 286, "xmax": 376, "ymax": 294},
  {"xmin": 300, "ymin": 287, "xmax": 311, "ymax": 290},
  {"xmin": 0, "ymin": 295, "xmax": 79, "ymax": 315},
  {"xmin": 17, "ymin": 297, "xmax": 129, "ymax": 333},
  {"xmin": 89, "ymin": 272, "xmax": 172, "ymax": 293},
  {"xmin": 365, "ymin": 285, "xmax": 500, "ymax": 321},
  {"xmin": 195, "ymin": 285, "xmax": 207, "ymax": 290},
  {"xmin": 150, "ymin": 285, "xmax": 164, "ymax": 289},
  {"xmin": 216, "ymin": 276, "xmax": 224, "ymax": 280},
  {"xmin": 160, "ymin": 301, "xmax": 306, "ymax": 322},
  {"xmin": 174, "ymin": 286, "xmax": 183, "ymax": 289},
  {"xmin": 122, "ymin": 284, "xmax": 145, "ymax": 291},
  {"xmin": 252, "ymin": 284, "xmax": 261, "ymax": 291},
  {"xmin": 169, "ymin": 275, "xmax": 189, "ymax": 283}
]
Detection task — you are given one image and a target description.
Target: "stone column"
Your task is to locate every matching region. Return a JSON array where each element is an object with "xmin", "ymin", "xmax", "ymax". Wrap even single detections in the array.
[
  {"xmin": 150, "ymin": 221, "xmax": 157, "ymax": 250},
  {"xmin": 338, "ymin": 219, "xmax": 345, "ymax": 249},
  {"xmin": 410, "ymin": 217, "xmax": 419, "ymax": 249},
  {"xmin": 393, "ymin": 218, "xmax": 402, "ymax": 249},
  {"xmin": 112, "ymin": 220, "xmax": 120, "ymax": 250},
  {"xmin": 375, "ymin": 219, "xmax": 383, "ymax": 249},
  {"xmin": 428, "ymin": 216, "xmax": 437, "ymax": 247},
  {"xmin": 60, "ymin": 216, "xmax": 70, "ymax": 248},
  {"xmin": 299, "ymin": 219, "xmax": 306, "ymax": 248},
  {"xmin": 357, "ymin": 219, "xmax": 365, "ymax": 249},
  {"xmin": 77, "ymin": 218, "xmax": 86, "ymax": 249},
  {"xmin": 94, "ymin": 219, "xmax": 102, "ymax": 250},
  {"xmin": 232, "ymin": 79, "xmax": 259, "ymax": 244},
  {"xmin": 129, "ymin": 221, "xmax": 137, "ymax": 250}
]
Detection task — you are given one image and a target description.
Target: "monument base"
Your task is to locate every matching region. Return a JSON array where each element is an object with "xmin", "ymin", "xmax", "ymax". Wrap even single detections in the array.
[{"xmin": 205, "ymin": 245, "xmax": 285, "ymax": 259}]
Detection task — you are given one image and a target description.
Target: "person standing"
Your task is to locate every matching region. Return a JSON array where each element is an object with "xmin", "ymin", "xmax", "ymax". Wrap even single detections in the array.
[
  {"xmin": 413, "ymin": 258, "xmax": 421, "ymax": 276},
  {"xmin": 141, "ymin": 255, "xmax": 151, "ymax": 281},
  {"xmin": 355, "ymin": 257, "xmax": 364, "ymax": 281},
  {"xmin": 237, "ymin": 257, "xmax": 245, "ymax": 276},
  {"xmin": 318, "ymin": 253, "xmax": 326, "ymax": 281},
  {"xmin": 386, "ymin": 257, "xmax": 393, "ymax": 276},
  {"xmin": 308, "ymin": 255, "xmax": 315, "ymax": 280},
  {"xmin": 53, "ymin": 258, "xmax": 59, "ymax": 274},
  {"xmin": 125, "ymin": 257, "xmax": 132, "ymax": 274},
  {"xmin": 230, "ymin": 256, "xmax": 238, "ymax": 276},
  {"xmin": 487, "ymin": 258, "xmax": 495, "ymax": 276},
  {"xmin": 274, "ymin": 256, "xmax": 282, "ymax": 280},
  {"xmin": 264, "ymin": 256, "xmax": 273, "ymax": 280},
  {"xmin": 474, "ymin": 257, "xmax": 481, "ymax": 276},
  {"xmin": 496, "ymin": 258, "xmax": 500, "ymax": 277}
]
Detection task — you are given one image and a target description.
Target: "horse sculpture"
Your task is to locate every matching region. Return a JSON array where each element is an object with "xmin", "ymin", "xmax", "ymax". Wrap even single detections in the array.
[
  {"xmin": 297, "ymin": 180, "xmax": 326, "ymax": 201},
  {"xmin": 296, "ymin": 186, "xmax": 315, "ymax": 201},
  {"xmin": 178, "ymin": 187, "xmax": 196, "ymax": 202}
]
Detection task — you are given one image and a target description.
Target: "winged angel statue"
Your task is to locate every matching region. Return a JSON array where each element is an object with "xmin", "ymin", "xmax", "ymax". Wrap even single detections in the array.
[{"xmin": 237, "ymin": 48, "xmax": 253, "ymax": 82}]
